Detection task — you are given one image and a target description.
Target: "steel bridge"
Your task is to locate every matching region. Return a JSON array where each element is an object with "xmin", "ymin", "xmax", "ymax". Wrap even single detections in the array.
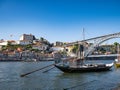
[{"xmin": 67, "ymin": 32, "xmax": 120, "ymax": 57}]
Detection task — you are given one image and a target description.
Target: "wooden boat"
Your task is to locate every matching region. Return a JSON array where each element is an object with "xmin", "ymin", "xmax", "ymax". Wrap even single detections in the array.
[
  {"xmin": 54, "ymin": 43, "xmax": 113, "ymax": 73},
  {"xmin": 55, "ymin": 30, "xmax": 113, "ymax": 73},
  {"xmin": 114, "ymin": 45, "xmax": 120, "ymax": 68},
  {"xmin": 54, "ymin": 58, "xmax": 113, "ymax": 73}
]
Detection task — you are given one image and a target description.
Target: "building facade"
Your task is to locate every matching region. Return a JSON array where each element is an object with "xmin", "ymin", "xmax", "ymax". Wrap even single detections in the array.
[{"xmin": 19, "ymin": 34, "xmax": 36, "ymax": 42}]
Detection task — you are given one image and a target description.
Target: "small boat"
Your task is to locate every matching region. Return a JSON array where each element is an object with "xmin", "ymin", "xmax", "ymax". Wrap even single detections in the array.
[
  {"xmin": 114, "ymin": 45, "xmax": 120, "ymax": 68},
  {"xmin": 54, "ymin": 44, "xmax": 113, "ymax": 73},
  {"xmin": 55, "ymin": 58, "xmax": 113, "ymax": 73},
  {"xmin": 55, "ymin": 30, "xmax": 113, "ymax": 73}
]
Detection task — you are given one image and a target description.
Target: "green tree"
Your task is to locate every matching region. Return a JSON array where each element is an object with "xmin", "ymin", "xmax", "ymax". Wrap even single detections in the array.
[
  {"xmin": 25, "ymin": 44, "xmax": 32, "ymax": 50},
  {"xmin": 114, "ymin": 42, "xmax": 119, "ymax": 53},
  {"xmin": 114, "ymin": 42, "xmax": 119, "ymax": 47},
  {"xmin": 100, "ymin": 48, "xmax": 106, "ymax": 54},
  {"xmin": 40, "ymin": 37, "xmax": 44, "ymax": 42},
  {"xmin": 72, "ymin": 44, "xmax": 79, "ymax": 53}
]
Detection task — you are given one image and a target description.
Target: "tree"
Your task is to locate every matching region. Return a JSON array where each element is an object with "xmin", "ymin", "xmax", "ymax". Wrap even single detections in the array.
[
  {"xmin": 114, "ymin": 42, "xmax": 119, "ymax": 47},
  {"xmin": 114, "ymin": 42, "xmax": 119, "ymax": 53},
  {"xmin": 40, "ymin": 37, "xmax": 44, "ymax": 42},
  {"xmin": 72, "ymin": 44, "xmax": 79, "ymax": 53},
  {"xmin": 100, "ymin": 48, "xmax": 106, "ymax": 54},
  {"xmin": 25, "ymin": 44, "xmax": 32, "ymax": 50}
]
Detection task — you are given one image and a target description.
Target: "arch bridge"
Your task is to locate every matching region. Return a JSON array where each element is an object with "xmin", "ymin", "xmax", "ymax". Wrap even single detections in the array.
[{"xmin": 83, "ymin": 32, "xmax": 120, "ymax": 57}]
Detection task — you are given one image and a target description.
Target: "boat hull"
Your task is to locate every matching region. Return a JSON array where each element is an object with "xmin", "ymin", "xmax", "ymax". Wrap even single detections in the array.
[{"xmin": 55, "ymin": 64, "xmax": 113, "ymax": 73}]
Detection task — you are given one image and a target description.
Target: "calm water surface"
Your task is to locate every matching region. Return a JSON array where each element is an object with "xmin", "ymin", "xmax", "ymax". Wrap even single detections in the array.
[{"xmin": 0, "ymin": 60, "xmax": 120, "ymax": 90}]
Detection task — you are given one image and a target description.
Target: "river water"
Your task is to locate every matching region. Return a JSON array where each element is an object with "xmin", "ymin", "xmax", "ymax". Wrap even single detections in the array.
[{"xmin": 0, "ymin": 60, "xmax": 120, "ymax": 90}]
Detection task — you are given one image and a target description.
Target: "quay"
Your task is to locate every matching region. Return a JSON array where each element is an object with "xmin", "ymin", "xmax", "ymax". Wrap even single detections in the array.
[
  {"xmin": 86, "ymin": 54, "xmax": 117, "ymax": 60},
  {"xmin": 0, "ymin": 57, "xmax": 54, "ymax": 62},
  {"xmin": 0, "ymin": 54, "xmax": 117, "ymax": 62}
]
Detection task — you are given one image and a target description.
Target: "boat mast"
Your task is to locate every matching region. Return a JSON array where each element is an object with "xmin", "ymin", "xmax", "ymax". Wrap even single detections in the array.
[
  {"xmin": 82, "ymin": 28, "xmax": 85, "ymax": 60},
  {"xmin": 83, "ymin": 28, "xmax": 85, "ymax": 40},
  {"xmin": 78, "ymin": 28, "xmax": 85, "ymax": 60}
]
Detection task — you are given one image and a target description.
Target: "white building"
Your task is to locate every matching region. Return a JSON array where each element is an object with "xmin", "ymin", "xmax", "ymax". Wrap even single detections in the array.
[
  {"xmin": 0, "ymin": 41, "xmax": 8, "ymax": 46},
  {"xmin": 50, "ymin": 46, "xmax": 64, "ymax": 52},
  {"xmin": 8, "ymin": 40, "xmax": 17, "ymax": 45},
  {"xmin": 32, "ymin": 44, "xmax": 48, "ymax": 51},
  {"xmin": 19, "ymin": 34, "xmax": 35, "ymax": 42},
  {"xmin": 54, "ymin": 41, "xmax": 63, "ymax": 46},
  {"xmin": 17, "ymin": 40, "xmax": 32, "ymax": 45},
  {"xmin": 0, "ymin": 40, "xmax": 18, "ymax": 46}
]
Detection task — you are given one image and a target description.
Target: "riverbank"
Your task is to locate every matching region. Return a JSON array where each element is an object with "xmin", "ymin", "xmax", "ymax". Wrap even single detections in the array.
[
  {"xmin": 86, "ymin": 54, "xmax": 117, "ymax": 60},
  {"xmin": 0, "ymin": 57, "xmax": 55, "ymax": 62},
  {"xmin": 0, "ymin": 54, "xmax": 118, "ymax": 62}
]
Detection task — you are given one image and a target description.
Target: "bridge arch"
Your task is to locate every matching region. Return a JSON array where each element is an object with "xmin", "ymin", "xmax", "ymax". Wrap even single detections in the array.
[{"xmin": 84, "ymin": 33, "xmax": 120, "ymax": 57}]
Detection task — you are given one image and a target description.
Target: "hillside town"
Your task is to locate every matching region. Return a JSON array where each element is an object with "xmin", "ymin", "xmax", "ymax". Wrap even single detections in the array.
[{"xmin": 0, "ymin": 34, "xmax": 119, "ymax": 61}]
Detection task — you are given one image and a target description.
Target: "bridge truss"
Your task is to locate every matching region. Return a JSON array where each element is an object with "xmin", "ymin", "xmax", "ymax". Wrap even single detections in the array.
[{"xmin": 83, "ymin": 32, "xmax": 120, "ymax": 57}]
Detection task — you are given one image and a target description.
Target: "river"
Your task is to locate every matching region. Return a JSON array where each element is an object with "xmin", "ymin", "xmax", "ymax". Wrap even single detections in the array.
[{"xmin": 0, "ymin": 60, "xmax": 120, "ymax": 90}]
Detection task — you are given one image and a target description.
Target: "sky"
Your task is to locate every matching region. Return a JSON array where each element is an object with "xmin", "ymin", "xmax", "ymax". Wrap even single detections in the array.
[{"xmin": 0, "ymin": 0, "xmax": 120, "ymax": 43}]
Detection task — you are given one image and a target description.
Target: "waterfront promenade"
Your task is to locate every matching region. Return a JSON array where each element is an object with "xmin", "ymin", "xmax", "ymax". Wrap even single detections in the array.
[
  {"xmin": 87, "ymin": 54, "xmax": 118, "ymax": 60},
  {"xmin": 0, "ymin": 54, "xmax": 118, "ymax": 61}
]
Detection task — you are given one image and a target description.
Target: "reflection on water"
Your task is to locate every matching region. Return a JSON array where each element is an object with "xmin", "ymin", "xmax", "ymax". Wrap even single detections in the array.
[{"xmin": 0, "ymin": 60, "xmax": 120, "ymax": 90}]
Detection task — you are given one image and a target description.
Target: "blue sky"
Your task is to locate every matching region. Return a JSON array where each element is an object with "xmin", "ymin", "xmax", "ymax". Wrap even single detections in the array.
[{"xmin": 0, "ymin": 0, "xmax": 120, "ymax": 43}]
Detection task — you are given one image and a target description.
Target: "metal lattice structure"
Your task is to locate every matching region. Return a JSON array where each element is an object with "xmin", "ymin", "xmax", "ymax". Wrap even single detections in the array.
[{"xmin": 84, "ymin": 32, "xmax": 120, "ymax": 57}]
